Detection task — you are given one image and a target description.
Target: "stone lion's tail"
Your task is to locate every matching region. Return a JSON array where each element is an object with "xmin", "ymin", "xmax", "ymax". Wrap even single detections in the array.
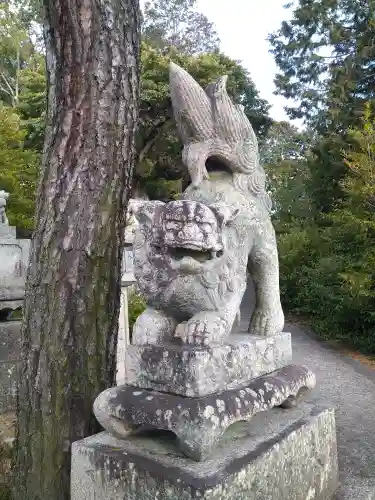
[{"xmin": 169, "ymin": 62, "xmax": 267, "ymax": 204}]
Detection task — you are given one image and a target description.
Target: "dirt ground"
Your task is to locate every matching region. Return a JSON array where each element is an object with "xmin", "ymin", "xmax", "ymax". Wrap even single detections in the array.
[
  {"xmin": 287, "ymin": 316, "xmax": 375, "ymax": 372},
  {"xmin": 0, "ymin": 413, "xmax": 15, "ymax": 444},
  {"xmin": 0, "ymin": 412, "xmax": 15, "ymax": 495},
  {"xmin": 337, "ymin": 348, "xmax": 375, "ymax": 371}
]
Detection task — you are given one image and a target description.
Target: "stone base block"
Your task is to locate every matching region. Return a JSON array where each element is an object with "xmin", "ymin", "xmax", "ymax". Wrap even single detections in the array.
[
  {"xmin": 94, "ymin": 364, "xmax": 315, "ymax": 461},
  {"xmin": 0, "ymin": 361, "xmax": 19, "ymax": 413},
  {"xmin": 126, "ymin": 332, "xmax": 292, "ymax": 397},
  {"xmin": 0, "ymin": 226, "xmax": 16, "ymax": 239},
  {"xmin": 0, "ymin": 321, "xmax": 21, "ymax": 361},
  {"xmin": 71, "ymin": 403, "xmax": 339, "ymax": 500}
]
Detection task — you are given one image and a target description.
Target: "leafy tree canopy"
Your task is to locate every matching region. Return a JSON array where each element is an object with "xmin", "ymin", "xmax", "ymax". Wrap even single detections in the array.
[
  {"xmin": 0, "ymin": 104, "xmax": 39, "ymax": 230},
  {"xmin": 269, "ymin": 0, "xmax": 375, "ymax": 214},
  {"xmin": 142, "ymin": 0, "xmax": 220, "ymax": 55},
  {"xmin": 269, "ymin": 0, "xmax": 375, "ymax": 132},
  {"xmin": 260, "ymin": 120, "xmax": 311, "ymax": 166},
  {"xmin": 136, "ymin": 41, "xmax": 272, "ymax": 199}
]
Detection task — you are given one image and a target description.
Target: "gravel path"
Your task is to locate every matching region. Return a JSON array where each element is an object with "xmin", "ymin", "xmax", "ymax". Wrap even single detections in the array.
[
  {"xmin": 240, "ymin": 282, "xmax": 375, "ymax": 499},
  {"xmin": 290, "ymin": 322, "xmax": 375, "ymax": 499}
]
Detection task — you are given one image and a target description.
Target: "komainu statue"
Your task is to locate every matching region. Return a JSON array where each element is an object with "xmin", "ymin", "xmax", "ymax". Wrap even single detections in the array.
[
  {"xmin": 0, "ymin": 190, "xmax": 9, "ymax": 225},
  {"xmin": 92, "ymin": 64, "xmax": 317, "ymax": 465},
  {"xmin": 79, "ymin": 65, "xmax": 335, "ymax": 499},
  {"xmin": 132, "ymin": 63, "xmax": 284, "ymax": 346}
]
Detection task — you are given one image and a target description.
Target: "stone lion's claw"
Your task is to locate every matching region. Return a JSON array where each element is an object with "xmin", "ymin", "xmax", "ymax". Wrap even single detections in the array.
[{"xmin": 249, "ymin": 306, "xmax": 284, "ymax": 337}]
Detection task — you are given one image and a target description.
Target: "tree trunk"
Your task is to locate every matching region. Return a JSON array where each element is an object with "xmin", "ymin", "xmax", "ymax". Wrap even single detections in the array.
[{"xmin": 13, "ymin": 0, "xmax": 140, "ymax": 499}]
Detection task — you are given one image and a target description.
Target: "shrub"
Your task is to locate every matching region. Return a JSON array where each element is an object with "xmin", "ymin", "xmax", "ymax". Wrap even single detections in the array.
[{"xmin": 128, "ymin": 290, "xmax": 146, "ymax": 340}]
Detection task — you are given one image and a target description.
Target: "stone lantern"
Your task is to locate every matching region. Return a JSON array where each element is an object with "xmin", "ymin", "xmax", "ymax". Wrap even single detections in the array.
[{"xmin": 0, "ymin": 190, "xmax": 30, "ymax": 320}]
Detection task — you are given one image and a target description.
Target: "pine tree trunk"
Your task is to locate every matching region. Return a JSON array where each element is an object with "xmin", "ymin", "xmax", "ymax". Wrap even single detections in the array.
[{"xmin": 13, "ymin": 1, "xmax": 140, "ymax": 499}]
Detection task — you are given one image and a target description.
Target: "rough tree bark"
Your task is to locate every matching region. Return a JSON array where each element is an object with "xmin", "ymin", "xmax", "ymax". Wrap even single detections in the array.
[{"xmin": 13, "ymin": 0, "xmax": 140, "ymax": 499}]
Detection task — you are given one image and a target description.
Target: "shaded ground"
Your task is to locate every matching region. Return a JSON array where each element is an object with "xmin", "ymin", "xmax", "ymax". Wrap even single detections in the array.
[
  {"xmin": 287, "ymin": 315, "xmax": 375, "ymax": 372},
  {"xmin": 240, "ymin": 283, "xmax": 375, "ymax": 499},
  {"xmin": 0, "ymin": 285, "xmax": 374, "ymax": 499},
  {"xmin": 340, "ymin": 350, "xmax": 375, "ymax": 371},
  {"xmin": 0, "ymin": 412, "xmax": 14, "ymax": 498},
  {"xmin": 289, "ymin": 322, "xmax": 375, "ymax": 499}
]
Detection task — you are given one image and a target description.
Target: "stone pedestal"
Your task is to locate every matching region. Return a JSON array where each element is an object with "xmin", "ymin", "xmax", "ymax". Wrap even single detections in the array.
[
  {"xmin": 94, "ymin": 364, "xmax": 316, "ymax": 461},
  {"xmin": 0, "ymin": 321, "xmax": 21, "ymax": 412},
  {"xmin": 0, "ymin": 226, "xmax": 16, "ymax": 239},
  {"xmin": 0, "ymin": 223, "xmax": 30, "ymax": 317},
  {"xmin": 126, "ymin": 332, "xmax": 292, "ymax": 397},
  {"xmin": 71, "ymin": 403, "xmax": 339, "ymax": 500}
]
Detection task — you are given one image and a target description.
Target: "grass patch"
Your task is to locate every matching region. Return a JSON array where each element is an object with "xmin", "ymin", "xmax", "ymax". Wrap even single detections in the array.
[{"xmin": 128, "ymin": 290, "xmax": 146, "ymax": 340}]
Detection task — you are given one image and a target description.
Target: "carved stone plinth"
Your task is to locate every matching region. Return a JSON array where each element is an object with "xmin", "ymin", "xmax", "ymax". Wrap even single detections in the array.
[
  {"xmin": 0, "ymin": 240, "xmax": 27, "ymax": 319},
  {"xmin": 72, "ymin": 403, "xmax": 339, "ymax": 500},
  {"xmin": 0, "ymin": 225, "xmax": 16, "ymax": 239},
  {"xmin": 94, "ymin": 364, "xmax": 316, "ymax": 461},
  {"xmin": 126, "ymin": 332, "xmax": 292, "ymax": 397},
  {"xmin": 0, "ymin": 191, "xmax": 30, "ymax": 316}
]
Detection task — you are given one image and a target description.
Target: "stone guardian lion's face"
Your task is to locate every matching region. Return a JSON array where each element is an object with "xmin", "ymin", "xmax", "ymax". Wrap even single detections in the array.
[{"xmin": 134, "ymin": 200, "xmax": 239, "ymax": 278}]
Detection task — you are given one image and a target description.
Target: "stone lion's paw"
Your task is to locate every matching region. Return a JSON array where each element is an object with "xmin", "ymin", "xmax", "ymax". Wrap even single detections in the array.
[
  {"xmin": 186, "ymin": 319, "xmax": 209, "ymax": 346},
  {"xmin": 180, "ymin": 315, "xmax": 227, "ymax": 346},
  {"xmin": 249, "ymin": 306, "xmax": 284, "ymax": 337}
]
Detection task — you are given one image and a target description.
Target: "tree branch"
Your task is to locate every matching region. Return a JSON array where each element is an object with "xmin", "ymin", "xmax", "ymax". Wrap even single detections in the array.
[
  {"xmin": 0, "ymin": 82, "xmax": 13, "ymax": 97},
  {"xmin": 0, "ymin": 72, "xmax": 15, "ymax": 97},
  {"xmin": 136, "ymin": 116, "xmax": 172, "ymax": 164}
]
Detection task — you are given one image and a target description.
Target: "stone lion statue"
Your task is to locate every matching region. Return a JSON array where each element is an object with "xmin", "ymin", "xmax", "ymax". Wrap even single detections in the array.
[
  {"xmin": 131, "ymin": 63, "xmax": 284, "ymax": 346},
  {"xmin": 0, "ymin": 190, "xmax": 9, "ymax": 225}
]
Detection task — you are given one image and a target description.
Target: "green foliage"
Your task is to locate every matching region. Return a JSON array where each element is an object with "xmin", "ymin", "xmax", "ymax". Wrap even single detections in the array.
[
  {"xmin": 269, "ymin": 0, "xmax": 375, "ymax": 215},
  {"xmin": 269, "ymin": 0, "xmax": 375, "ymax": 130},
  {"xmin": 0, "ymin": 2, "xmax": 28, "ymax": 107},
  {"xmin": 267, "ymin": 160, "xmax": 313, "ymax": 230},
  {"xmin": 275, "ymin": 108, "xmax": 375, "ymax": 352},
  {"xmin": 260, "ymin": 121, "xmax": 310, "ymax": 166},
  {"xmin": 262, "ymin": 120, "xmax": 314, "ymax": 229},
  {"xmin": 0, "ymin": 438, "xmax": 13, "ymax": 500},
  {"xmin": 128, "ymin": 290, "xmax": 147, "ymax": 339},
  {"xmin": 138, "ymin": 42, "xmax": 272, "ymax": 199},
  {"xmin": 0, "ymin": 104, "xmax": 39, "ymax": 230},
  {"xmin": 0, "ymin": 485, "xmax": 11, "ymax": 500},
  {"xmin": 16, "ymin": 53, "xmax": 46, "ymax": 152},
  {"xmin": 0, "ymin": 2, "xmax": 46, "ymax": 149},
  {"xmin": 0, "ymin": 2, "xmax": 44, "ymax": 230},
  {"xmin": 142, "ymin": 0, "xmax": 220, "ymax": 55},
  {"xmin": 0, "ymin": 2, "xmax": 43, "ymax": 109}
]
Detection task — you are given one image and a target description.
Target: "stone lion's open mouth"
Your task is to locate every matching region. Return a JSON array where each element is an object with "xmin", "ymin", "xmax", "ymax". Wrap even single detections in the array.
[
  {"xmin": 169, "ymin": 247, "xmax": 213, "ymax": 262},
  {"xmin": 168, "ymin": 246, "xmax": 223, "ymax": 263}
]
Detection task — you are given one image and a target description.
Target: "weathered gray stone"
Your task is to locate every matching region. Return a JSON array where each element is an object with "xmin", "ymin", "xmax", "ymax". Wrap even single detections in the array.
[
  {"xmin": 72, "ymin": 403, "xmax": 339, "ymax": 500},
  {"xmin": 0, "ymin": 231, "xmax": 30, "ymax": 314},
  {"xmin": 0, "ymin": 321, "xmax": 21, "ymax": 361},
  {"xmin": 93, "ymin": 64, "xmax": 324, "ymax": 468},
  {"xmin": 0, "ymin": 360, "xmax": 19, "ymax": 413},
  {"xmin": 93, "ymin": 364, "xmax": 316, "ymax": 461},
  {"xmin": 0, "ymin": 192, "xmax": 29, "ymax": 314},
  {"xmin": 126, "ymin": 332, "xmax": 292, "ymax": 397},
  {"xmin": 0, "ymin": 191, "xmax": 27, "ymax": 412},
  {"xmin": 0, "ymin": 190, "xmax": 9, "ymax": 225},
  {"xmin": 0, "ymin": 225, "xmax": 16, "ymax": 239},
  {"xmin": 0, "ymin": 241, "xmax": 24, "ymax": 298},
  {"xmin": 0, "ymin": 322, "xmax": 21, "ymax": 412},
  {"xmin": 0, "ymin": 300, "xmax": 23, "ymax": 320},
  {"xmin": 131, "ymin": 63, "xmax": 284, "ymax": 348}
]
